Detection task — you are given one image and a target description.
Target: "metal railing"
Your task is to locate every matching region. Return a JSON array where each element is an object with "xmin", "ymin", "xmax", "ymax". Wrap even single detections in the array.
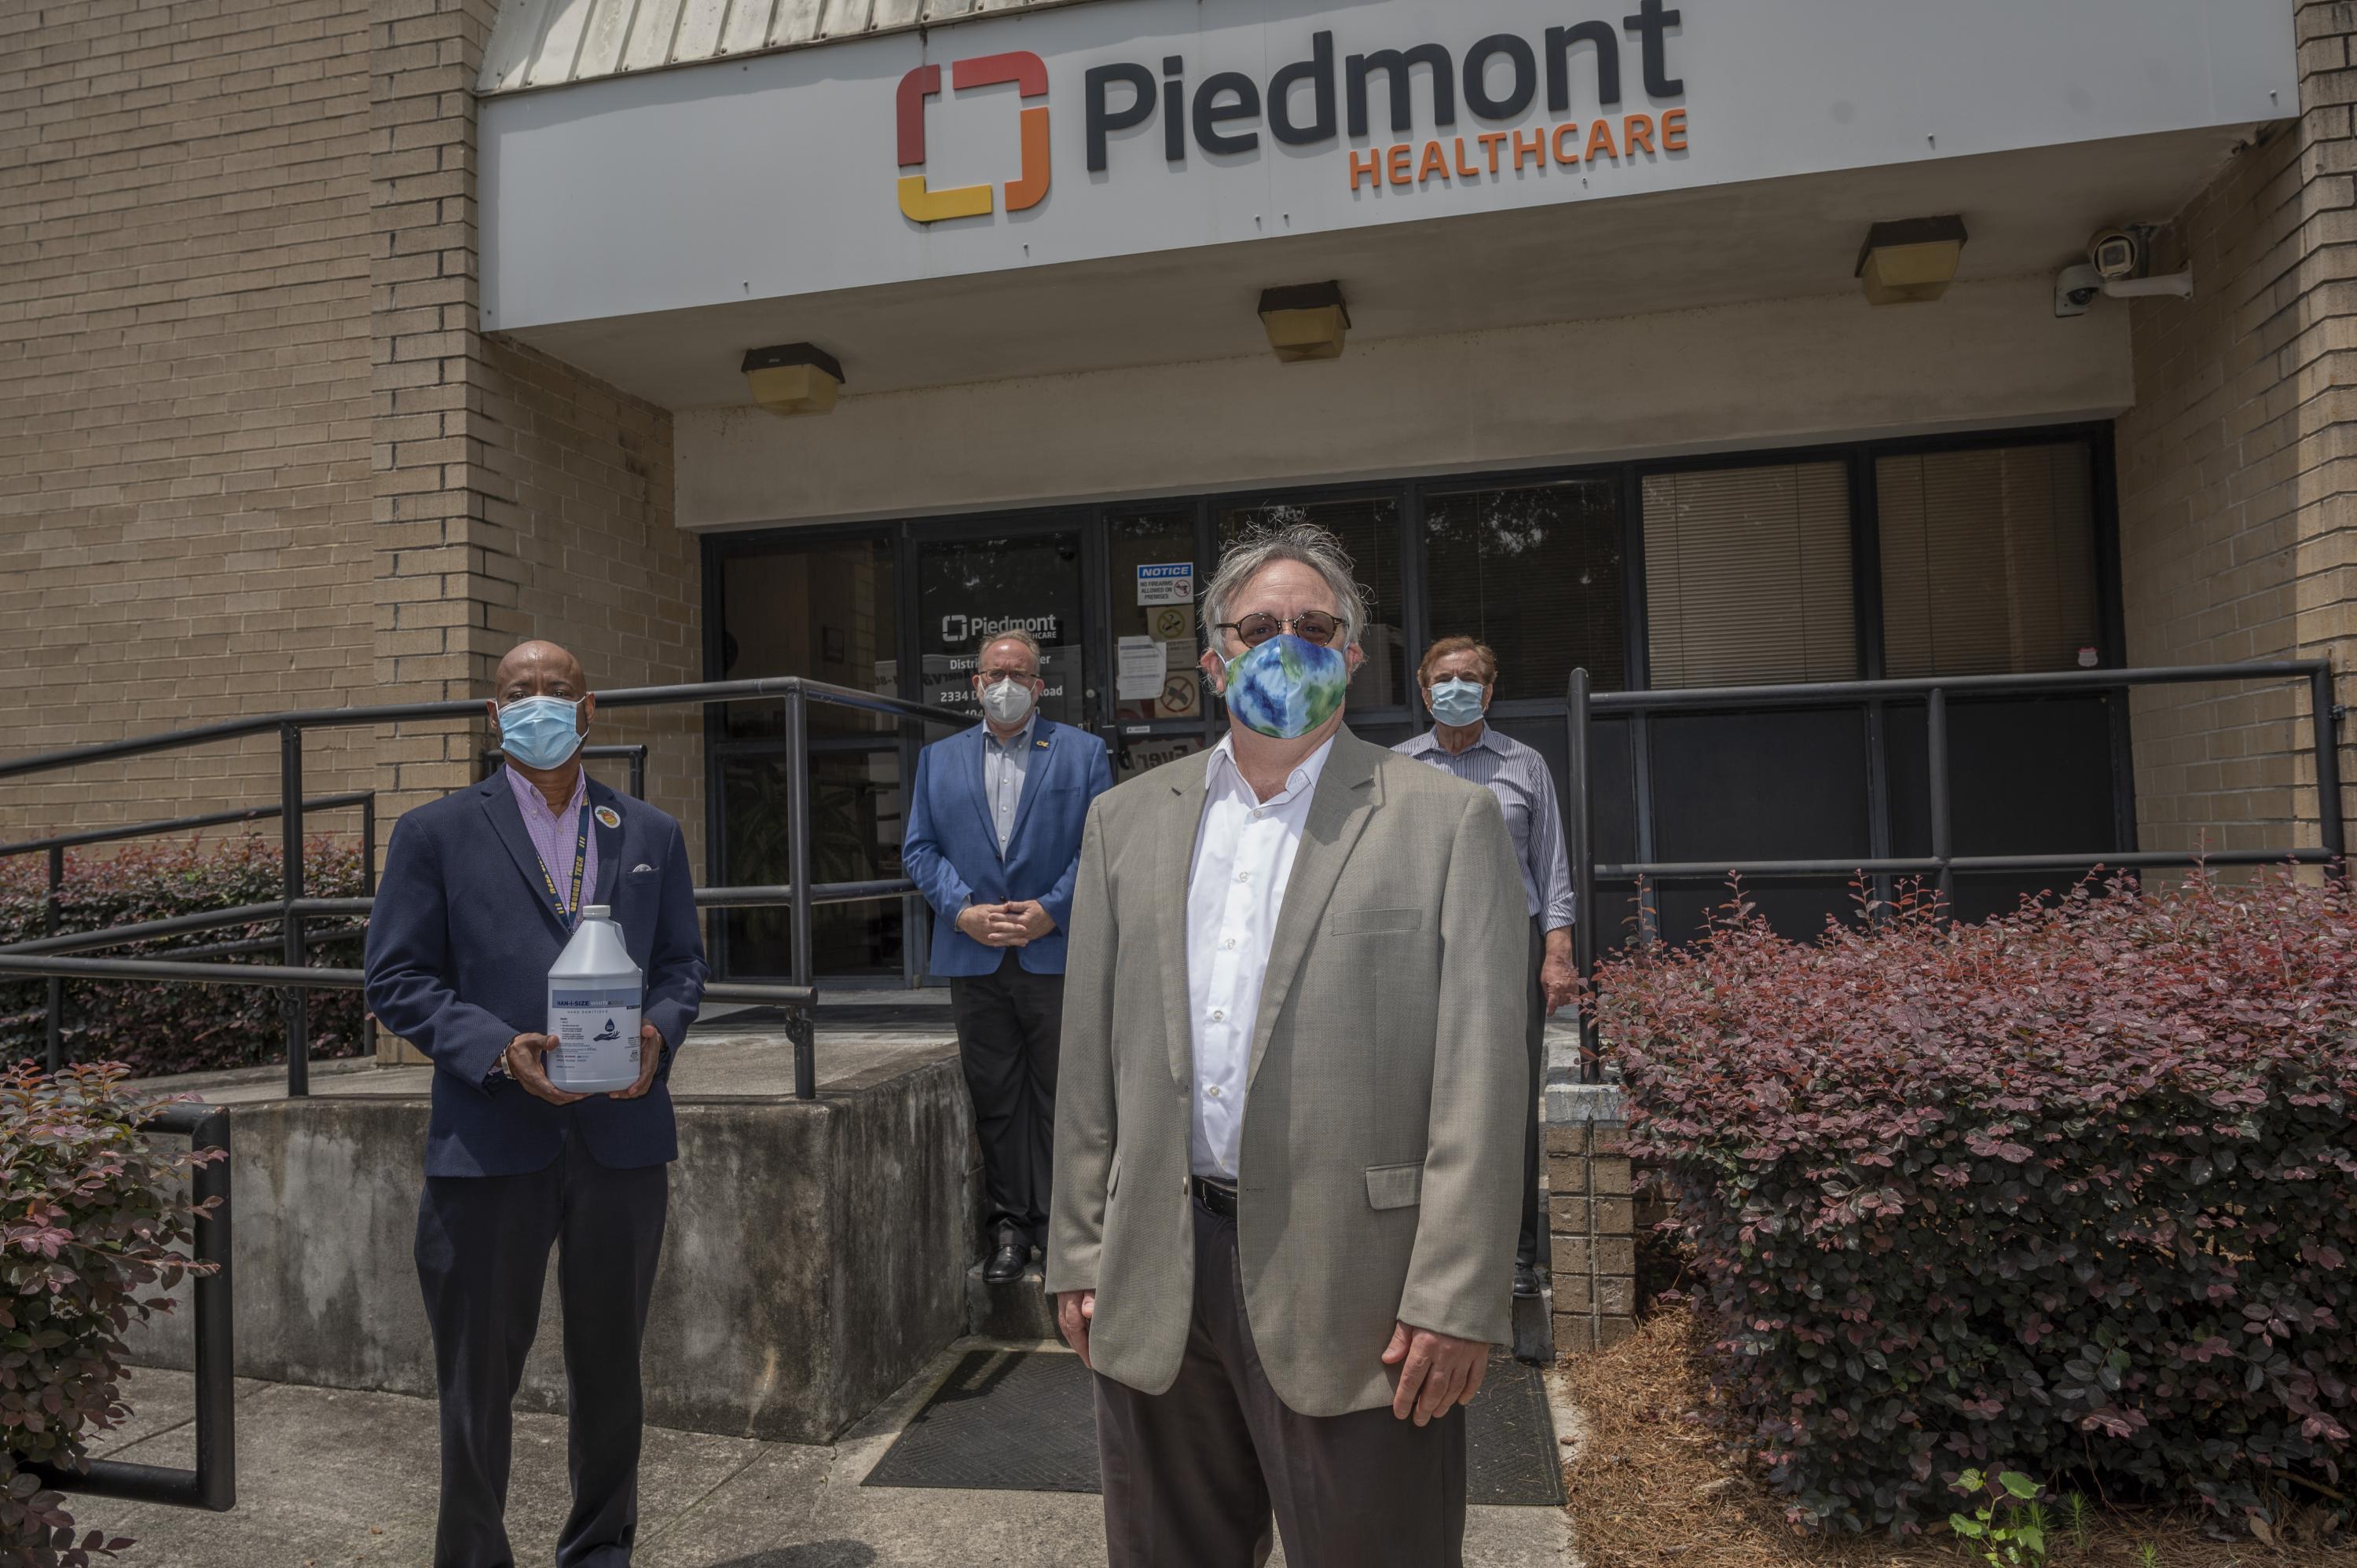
[
  {"xmin": 0, "ymin": 676, "xmax": 975, "ymax": 1099},
  {"xmin": 1560, "ymin": 658, "xmax": 2348, "ymax": 1083},
  {"xmin": 27, "ymin": 1102, "xmax": 236, "ymax": 1511}
]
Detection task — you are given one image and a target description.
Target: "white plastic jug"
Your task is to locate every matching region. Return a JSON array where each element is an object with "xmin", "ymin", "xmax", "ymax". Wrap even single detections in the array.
[{"xmin": 546, "ymin": 905, "xmax": 643, "ymax": 1094}]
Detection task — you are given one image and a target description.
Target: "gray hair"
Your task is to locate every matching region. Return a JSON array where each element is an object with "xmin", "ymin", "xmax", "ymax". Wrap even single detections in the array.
[
  {"xmin": 976, "ymin": 627, "xmax": 1043, "ymax": 669},
  {"xmin": 1201, "ymin": 520, "xmax": 1369, "ymax": 649}
]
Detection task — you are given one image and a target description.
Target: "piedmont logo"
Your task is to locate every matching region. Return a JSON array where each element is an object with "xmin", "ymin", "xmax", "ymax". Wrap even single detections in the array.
[{"xmin": 897, "ymin": 51, "xmax": 1050, "ymax": 223}]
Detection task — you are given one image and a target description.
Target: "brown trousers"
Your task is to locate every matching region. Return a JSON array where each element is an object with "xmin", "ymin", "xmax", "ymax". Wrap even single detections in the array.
[{"xmin": 1092, "ymin": 1200, "xmax": 1468, "ymax": 1568}]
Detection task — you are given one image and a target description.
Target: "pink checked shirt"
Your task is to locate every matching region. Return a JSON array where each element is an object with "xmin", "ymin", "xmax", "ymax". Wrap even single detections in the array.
[{"xmin": 505, "ymin": 765, "xmax": 599, "ymax": 925}]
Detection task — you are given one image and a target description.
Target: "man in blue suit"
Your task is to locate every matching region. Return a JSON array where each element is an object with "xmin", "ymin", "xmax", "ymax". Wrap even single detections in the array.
[
  {"xmin": 365, "ymin": 639, "xmax": 707, "ymax": 1568},
  {"xmin": 904, "ymin": 628, "xmax": 1113, "ymax": 1284}
]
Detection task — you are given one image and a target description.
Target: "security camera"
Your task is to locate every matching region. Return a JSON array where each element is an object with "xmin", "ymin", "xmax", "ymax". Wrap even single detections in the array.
[
  {"xmin": 2089, "ymin": 228, "xmax": 2143, "ymax": 281},
  {"xmin": 2055, "ymin": 263, "xmax": 2103, "ymax": 318}
]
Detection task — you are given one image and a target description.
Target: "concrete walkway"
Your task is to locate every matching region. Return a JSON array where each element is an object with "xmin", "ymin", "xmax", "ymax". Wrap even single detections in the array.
[{"xmin": 79, "ymin": 1343, "xmax": 1576, "ymax": 1566}]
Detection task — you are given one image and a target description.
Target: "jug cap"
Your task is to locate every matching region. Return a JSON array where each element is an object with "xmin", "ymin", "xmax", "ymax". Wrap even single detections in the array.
[{"xmin": 583, "ymin": 904, "xmax": 611, "ymax": 920}]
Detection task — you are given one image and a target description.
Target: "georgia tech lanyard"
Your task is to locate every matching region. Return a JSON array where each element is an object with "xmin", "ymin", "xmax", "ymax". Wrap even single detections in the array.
[{"xmin": 534, "ymin": 800, "xmax": 592, "ymax": 930}]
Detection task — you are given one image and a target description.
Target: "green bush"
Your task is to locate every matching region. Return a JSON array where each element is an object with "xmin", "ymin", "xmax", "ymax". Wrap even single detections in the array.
[
  {"xmin": 1601, "ymin": 871, "xmax": 2356, "ymax": 1536},
  {"xmin": 0, "ymin": 837, "xmax": 368, "ymax": 1079},
  {"xmin": 1, "ymin": 1063, "xmax": 218, "ymax": 1566}
]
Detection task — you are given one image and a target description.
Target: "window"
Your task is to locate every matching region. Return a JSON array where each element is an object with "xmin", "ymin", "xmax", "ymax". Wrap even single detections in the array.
[
  {"xmin": 1641, "ymin": 461, "xmax": 1855, "ymax": 688},
  {"xmin": 1219, "ymin": 495, "xmax": 1409, "ymax": 711},
  {"xmin": 1424, "ymin": 479, "xmax": 1624, "ymax": 697},
  {"xmin": 1877, "ymin": 443, "xmax": 2099, "ymax": 677},
  {"xmin": 1105, "ymin": 508, "xmax": 1203, "ymax": 726},
  {"xmin": 913, "ymin": 530, "xmax": 1090, "ymax": 727},
  {"xmin": 717, "ymin": 535, "xmax": 896, "ymax": 737}
]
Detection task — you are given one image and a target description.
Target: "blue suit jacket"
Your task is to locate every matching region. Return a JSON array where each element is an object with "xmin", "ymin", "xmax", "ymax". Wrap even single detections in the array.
[
  {"xmin": 363, "ymin": 772, "xmax": 709, "ymax": 1178},
  {"xmin": 902, "ymin": 718, "xmax": 1113, "ymax": 977}
]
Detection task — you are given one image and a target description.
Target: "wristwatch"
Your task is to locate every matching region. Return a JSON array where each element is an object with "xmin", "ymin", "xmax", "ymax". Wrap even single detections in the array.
[{"xmin": 484, "ymin": 1050, "xmax": 513, "ymax": 1090}]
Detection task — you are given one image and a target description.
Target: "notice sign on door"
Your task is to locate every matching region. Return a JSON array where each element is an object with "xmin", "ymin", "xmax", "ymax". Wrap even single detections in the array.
[
  {"xmin": 1116, "ymin": 636, "xmax": 1165, "ymax": 700},
  {"xmin": 1136, "ymin": 562, "xmax": 1193, "ymax": 606}
]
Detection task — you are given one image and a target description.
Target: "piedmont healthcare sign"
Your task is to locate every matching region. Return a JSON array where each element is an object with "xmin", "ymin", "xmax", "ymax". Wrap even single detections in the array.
[
  {"xmin": 481, "ymin": 0, "xmax": 2294, "ymax": 332},
  {"xmin": 893, "ymin": 8, "xmax": 1688, "ymax": 225}
]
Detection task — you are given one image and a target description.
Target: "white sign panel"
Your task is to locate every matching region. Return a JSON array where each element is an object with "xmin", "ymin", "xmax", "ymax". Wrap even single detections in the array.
[
  {"xmin": 482, "ymin": 0, "xmax": 2295, "ymax": 332},
  {"xmin": 1115, "ymin": 636, "xmax": 1167, "ymax": 700},
  {"xmin": 1136, "ymin": 562, "xmax": 1193, "ymax": 606}
]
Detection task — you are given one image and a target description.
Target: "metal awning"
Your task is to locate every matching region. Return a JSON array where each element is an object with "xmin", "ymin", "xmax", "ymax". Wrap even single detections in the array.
[{"xmin": 478, "ymin": 0, "xmax": 1119, "ymax": 96}]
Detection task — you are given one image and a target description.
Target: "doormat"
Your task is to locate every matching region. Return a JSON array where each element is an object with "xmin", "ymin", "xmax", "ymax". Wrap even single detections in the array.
[{"xmin": 862, "ymin": 1349, "xmax": 1566, "ymax": 1507}]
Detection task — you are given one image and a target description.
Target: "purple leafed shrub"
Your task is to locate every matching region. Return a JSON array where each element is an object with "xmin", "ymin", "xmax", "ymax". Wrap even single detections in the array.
[
  {"xmin": 1, "ymin": 1063, "xmax": 218, "ymax": 1566},
  {"xmin": 1598, "ymin": 871, "xmax": 2357, "ymax": 1536},
  {"xmin": 0, "ymin": 836, "xmax": 368, "ymax": 1079}
]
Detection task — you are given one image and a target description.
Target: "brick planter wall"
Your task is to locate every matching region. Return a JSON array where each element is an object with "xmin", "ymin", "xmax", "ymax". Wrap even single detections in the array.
[{"xmin": 1545, "ymin": 1081, "xmax": 1639, "ymax": 1356}]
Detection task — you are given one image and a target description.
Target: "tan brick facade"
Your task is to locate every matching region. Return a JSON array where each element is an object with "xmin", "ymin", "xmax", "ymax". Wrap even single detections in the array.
[
  {"xmin": 5, "ymin": 2, "xmax": 2347, "ymax": 887},
  {"xmin": 2, "ymin": 0, "xmax": 700, "ymax": 862},
  {"xmin": 0, "ymin": 0, "xmax": 377, "ymax": 840},
  {"xmin": 2117, "ymin": 1, "xmax": 2357, "ymax": 859}
]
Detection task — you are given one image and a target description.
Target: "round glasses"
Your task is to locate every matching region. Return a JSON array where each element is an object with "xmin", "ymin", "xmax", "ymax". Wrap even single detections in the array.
[{"xmin": 1215, "ymin": 610, "xmax": 1343, "ymax": 648}]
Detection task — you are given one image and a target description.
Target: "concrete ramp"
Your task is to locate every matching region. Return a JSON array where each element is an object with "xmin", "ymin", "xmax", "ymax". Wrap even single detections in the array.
[{"xmin": 127, "ymin": 1017, "xmax": 980, "ymax": 1445}]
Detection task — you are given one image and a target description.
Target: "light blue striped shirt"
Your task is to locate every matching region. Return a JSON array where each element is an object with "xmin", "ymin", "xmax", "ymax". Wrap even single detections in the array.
[
  {"xmin": 981, "ymin": 713, "xmax": 1038, "ymax": 856},
  {"xmin": 1394, "ymin": 725, "xmax": 1575, "ymax": 931}
]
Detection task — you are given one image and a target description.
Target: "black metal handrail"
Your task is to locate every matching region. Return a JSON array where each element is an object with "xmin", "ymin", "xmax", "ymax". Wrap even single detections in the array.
[
  {"xmin": 28, "ymin": 1101, "xmax": 235, "ymax": 1511},
  {"xmin": 0, "ymin": 793, "xmax": 375, "ymax": 861},
  {"xmin": 1, "ymin": 676, "xmax": 971, "ymax": 1099},
  {"xmin": 1560, "ymin": 657, "xmax": 2348, "ymax": 1085}
]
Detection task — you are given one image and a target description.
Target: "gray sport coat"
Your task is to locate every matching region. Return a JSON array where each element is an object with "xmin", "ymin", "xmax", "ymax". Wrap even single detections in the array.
[{"xmin": 1045, "ymin": 727, "xmax": 1530, "ymax": 1417}]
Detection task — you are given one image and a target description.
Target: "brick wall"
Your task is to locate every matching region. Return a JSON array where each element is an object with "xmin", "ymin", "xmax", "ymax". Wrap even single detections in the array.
[
  {"xmin": 0, "ymin": 0, "xmax": 376, "ymax": 841},
  {"xmin": 2117, "ymin": 3, "xmax": 2357, "ymax": 860},
  {"xmin": 368, "ymin": 2, "xmax": 702, "ymax": 855},
  {"xmin": 1549, "ymin": 1118, "xmax": 1638, "ymax": 1355},
  {"xmin": 483, "ymin": 339, "xmax": 702, "ymax": 855}
]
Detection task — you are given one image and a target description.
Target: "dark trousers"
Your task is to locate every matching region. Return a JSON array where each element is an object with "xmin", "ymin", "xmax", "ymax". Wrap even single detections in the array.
[
  {"xmin": 1094, "ymin": 1202, "xmax": 1468, "ymax": 1568},
  {"xmin": 414, "ymin": 1129, "xmax": 669, "ymax": 1568},
  {"xmin": 1520, "ymin": 917, "xmax": 1548, "ymax": 1270},
  {"xmin": 950, "ymin": 951, "xmax": 1063, "ymax": 1249}
]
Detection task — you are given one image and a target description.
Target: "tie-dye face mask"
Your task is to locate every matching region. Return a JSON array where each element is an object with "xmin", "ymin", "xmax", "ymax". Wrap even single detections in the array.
[{"xmin": 1220, "ymin": 633, "xmax": 1350, "ymax": 740}]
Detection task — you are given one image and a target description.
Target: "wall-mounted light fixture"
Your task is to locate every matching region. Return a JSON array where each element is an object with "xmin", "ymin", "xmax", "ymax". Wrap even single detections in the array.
[
  {"xmin": 741, "ymin": 343, "xmax": 845, "ymax": 416},
  {"xmin": 1257, "ymin": 281, "xmax": 1351, "ymax": 362},
  {"xmin": 1853, "ymin": 216, "xmax": 1969, "ymax": 306}
]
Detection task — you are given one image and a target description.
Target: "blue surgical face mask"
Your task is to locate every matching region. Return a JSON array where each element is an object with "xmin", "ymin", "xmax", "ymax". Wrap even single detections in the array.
[
  {"xmin": 499, "ymin": 695, "xmax": 585, "ymax": 769},
  {"xmin": 1428, "ymin": 677, "xmax": 1487, "ymax": 728}
]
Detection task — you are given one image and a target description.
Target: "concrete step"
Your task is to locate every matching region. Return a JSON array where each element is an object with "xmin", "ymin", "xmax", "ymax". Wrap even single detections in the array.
[{"xmin": 966, "ymin": 1258, "xmax": 1060, "ymax": 1341}]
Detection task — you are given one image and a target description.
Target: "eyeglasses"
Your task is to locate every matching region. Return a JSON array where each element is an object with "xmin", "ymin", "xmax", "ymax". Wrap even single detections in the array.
[{"xmin": 1215, "ymin": 610, "xmax": 1343, "ymax": 648}]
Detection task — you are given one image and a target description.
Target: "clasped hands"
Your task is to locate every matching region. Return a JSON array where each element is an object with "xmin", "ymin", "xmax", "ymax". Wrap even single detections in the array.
[
  {"xmin": 1056, "ymin": 1290, "xmax": 1488, "ymax": 1426},
  {"xmin": 956, "ymin": 899, "xmax": 1055, "ymax": 948},
  {"xmin": 501, "ymin": 1022, "xmax": 664, "ymax": 1105}
]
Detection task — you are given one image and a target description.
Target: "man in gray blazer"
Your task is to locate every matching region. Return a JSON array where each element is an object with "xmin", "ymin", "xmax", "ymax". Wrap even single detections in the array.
[{"xmin": 1046, "ymin": 522, "xmax": 1529, "ymax": 1567}]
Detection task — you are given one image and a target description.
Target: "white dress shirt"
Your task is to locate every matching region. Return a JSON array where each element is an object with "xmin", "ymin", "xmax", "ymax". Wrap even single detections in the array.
[{"xmin": 1186, "ymin": 731, "xmax": 1336, "ymax": 1180}]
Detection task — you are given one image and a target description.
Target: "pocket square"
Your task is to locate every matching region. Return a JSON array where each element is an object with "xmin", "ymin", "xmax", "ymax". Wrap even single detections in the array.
[{"xmin": 632, "ymin": 863, "xmax": 654, "ymax": 874}]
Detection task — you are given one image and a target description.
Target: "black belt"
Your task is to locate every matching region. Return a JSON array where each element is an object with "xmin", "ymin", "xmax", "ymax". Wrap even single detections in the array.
[{"xmin": 1191, "ymin": 1176, "xmax": 1239, "ymax": 1218}]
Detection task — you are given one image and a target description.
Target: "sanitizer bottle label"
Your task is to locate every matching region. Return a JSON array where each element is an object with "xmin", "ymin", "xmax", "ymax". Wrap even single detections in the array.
[{"xmin": 550, "ymin": 984, "xmax": 642, "ymax": 1079}]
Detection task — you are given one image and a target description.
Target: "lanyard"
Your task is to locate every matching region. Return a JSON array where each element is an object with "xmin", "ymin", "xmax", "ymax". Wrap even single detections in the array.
[{"xmin": 533, "ymin": 800, "xmax": 592, "ymax": 929}]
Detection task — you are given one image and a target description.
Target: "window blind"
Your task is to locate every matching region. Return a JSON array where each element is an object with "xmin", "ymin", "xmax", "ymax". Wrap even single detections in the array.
[
  {"xmin": 1642, "ymin": 461, "xmax": 1856, "ymax": 688},
  {"xmin": 1877, "ymin": 444, "xmax": 2097, "ymax": 679}
]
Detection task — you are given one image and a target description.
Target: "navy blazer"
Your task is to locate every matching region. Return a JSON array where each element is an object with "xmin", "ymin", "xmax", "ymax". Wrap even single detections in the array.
[
  {"xmin": 902, "ymin": 718, "xmax": 1113, "ymax": 978},
  {"xmin": 364, "ymin": 771, "xmax": 709, "ymax": 1178}
]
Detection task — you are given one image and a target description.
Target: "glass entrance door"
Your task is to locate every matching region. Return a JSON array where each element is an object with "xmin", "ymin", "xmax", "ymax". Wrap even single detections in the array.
[{"xmin": 913, "ymin": 526, "xmax": 1098, "ymax": 731}]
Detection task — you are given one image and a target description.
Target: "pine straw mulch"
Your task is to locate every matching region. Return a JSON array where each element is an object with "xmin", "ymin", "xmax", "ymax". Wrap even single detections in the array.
[{"xmin": 1557, "ymin": 1305, "xmax": 2355, "ymax": 1568}]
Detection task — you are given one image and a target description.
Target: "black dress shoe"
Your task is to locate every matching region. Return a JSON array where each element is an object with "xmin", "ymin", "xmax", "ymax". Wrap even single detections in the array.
[
  {"xmin": 983, "ymin": 1236, "xmax": 1028, "ymax": 1284},
  {"xmin": 1512, "ymin": 1261, "xmax": 1542, "ymax": 1299}
]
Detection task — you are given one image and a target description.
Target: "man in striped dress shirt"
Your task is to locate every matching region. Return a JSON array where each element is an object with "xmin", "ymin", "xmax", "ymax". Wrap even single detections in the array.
[{"xmin": 1394, "ymin": 636, "xmax": 1578, "ymax": 1300}]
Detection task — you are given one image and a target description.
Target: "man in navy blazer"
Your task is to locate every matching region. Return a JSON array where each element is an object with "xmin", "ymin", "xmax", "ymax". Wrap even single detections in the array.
[
  {"xmin": 365, "ymin": 639, "xmax": 707, "ymax": 1568},
  {"xmin": 904, "ymin": 628, "xmax": 1113, "ymax": 1283}
]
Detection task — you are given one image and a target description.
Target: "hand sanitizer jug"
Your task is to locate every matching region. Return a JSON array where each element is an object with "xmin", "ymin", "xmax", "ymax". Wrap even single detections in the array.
[{"xmin": 547, "ymin": 905, "xmax": 643, "ymax": 1094}]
